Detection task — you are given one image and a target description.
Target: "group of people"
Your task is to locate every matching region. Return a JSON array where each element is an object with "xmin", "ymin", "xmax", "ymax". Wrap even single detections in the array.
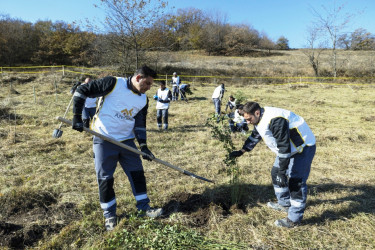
[
  {"xmin": 71, "ymin": 65, "xmax": 316, "ymax": 231},
  {"xmin": 153, "ymin": 72, "xmax": 191, "ymax": 131}
]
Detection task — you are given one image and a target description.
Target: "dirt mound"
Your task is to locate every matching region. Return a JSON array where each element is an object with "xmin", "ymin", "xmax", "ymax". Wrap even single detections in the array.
[
  {"xmin": 0, "ymin": 190, "xmax": 81, "ymax": 249},
  {"xmin": 163, "ymin": 191, "xmax": 247, "ymax": 227}
]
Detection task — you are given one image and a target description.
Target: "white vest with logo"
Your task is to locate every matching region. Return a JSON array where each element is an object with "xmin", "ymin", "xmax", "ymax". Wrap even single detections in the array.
[
  {"xmin": 255, "ymin": 107, "xmax": 316, "ymax": 155},
  {"xmin": 92, "ymin": 77, "xmax": 147, "ymax": 141},
  {"xmin": 156, "ymin": 88, "xmax": 170, "ymax": 110}
]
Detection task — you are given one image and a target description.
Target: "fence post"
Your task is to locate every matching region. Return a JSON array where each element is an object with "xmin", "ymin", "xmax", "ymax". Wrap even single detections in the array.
[
  {"xmin": 165, "ymin": 74, "xmax": 168, "ymax": 87},
  {"xmin": 62, "ymin": 65, "xmax": 65, "ymax": 76}
]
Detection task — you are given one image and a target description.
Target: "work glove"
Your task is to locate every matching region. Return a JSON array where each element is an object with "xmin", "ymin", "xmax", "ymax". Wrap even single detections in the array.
[
  {"xmin": 72, "ymin": 114, "xmax": 84, "ymax": 132},
  {"xmin": 229, "ymin": 150, "xmax": 244, "ymax": 159},
  {"xmin": 140, "ymin": 145, "xmax": 155, "ymax": 161},
  {"xmin": 276, "ymin": 170, "xmax": 288, "ymax": 187}
]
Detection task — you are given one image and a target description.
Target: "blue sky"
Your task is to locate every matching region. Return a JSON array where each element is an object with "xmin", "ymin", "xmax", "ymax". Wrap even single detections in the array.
[{"xmin": 1, "ymin": 0, "xmax": 374, "ymax": 48}]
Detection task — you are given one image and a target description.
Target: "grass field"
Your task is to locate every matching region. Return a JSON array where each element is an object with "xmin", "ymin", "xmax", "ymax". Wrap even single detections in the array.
[{"xmin": 1, "ymin": 64, "xmax": 375, "ymax": 248}]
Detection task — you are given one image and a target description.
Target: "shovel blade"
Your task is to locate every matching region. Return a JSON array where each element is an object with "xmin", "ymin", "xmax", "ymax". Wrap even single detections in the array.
[{"xmin": 52, "ymin": 129, "xmax": 63, "ymax": 138}]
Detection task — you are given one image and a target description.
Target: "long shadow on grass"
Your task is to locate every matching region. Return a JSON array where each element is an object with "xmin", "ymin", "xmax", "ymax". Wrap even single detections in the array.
[
  {"xmin": 162, "ymin": 182, "xmax": 375, "ymax": 227},
  {"xmin": 303, "ymin": 183, "xmax": 375, "ymax": 225},
  {"xmin": 188, "ymin": 96, "xmax": 207, "ymax": 101}
]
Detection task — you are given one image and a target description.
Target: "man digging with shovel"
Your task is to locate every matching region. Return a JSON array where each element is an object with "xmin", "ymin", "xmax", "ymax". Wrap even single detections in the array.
[{"xmin": 71, "ymin": 65, "xmax": 163, "ymax": 231}]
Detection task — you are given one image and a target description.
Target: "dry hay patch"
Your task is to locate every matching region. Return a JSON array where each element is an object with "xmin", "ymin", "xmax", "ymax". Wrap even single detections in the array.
[{"xmin": 0, "ymin": 189, "xmax": 81, "ymax": 249}]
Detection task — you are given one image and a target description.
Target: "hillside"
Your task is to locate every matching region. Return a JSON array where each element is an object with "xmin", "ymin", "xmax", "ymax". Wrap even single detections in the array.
[{"xmin": 1, "ymin": 51, "xmax": 375, "ymax": 248}]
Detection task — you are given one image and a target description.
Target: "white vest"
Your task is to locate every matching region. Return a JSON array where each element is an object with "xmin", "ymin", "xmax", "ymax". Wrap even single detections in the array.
[
  {"xmin": 92, "ymin": 77, "xmax": 147, "ymax": 141},
  {"xmin": 172, "ymin": 76, "xmax": 179, "ymax": 86},
  {"xmin": 255, "ymin": 107, "xmax": 316, "ymax": 155},
  {"xmin": 156, "ymin": 88, "xmax": 170, "ymax": 110}
]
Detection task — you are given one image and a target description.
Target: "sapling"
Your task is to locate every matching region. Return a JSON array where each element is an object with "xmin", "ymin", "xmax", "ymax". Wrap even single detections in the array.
[{"xmin": 206, "ymin": 114, "xmax": 243, "ymax": 205}]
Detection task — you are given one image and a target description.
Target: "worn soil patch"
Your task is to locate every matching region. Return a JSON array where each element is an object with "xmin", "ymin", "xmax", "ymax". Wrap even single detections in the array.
[
  {"xmin": 162, "ymin": 191, "xmax": 247, "ymax": 227},
  {"xmin": 0, "ymin": 190, "xmax": 81, "ymax": 249}
]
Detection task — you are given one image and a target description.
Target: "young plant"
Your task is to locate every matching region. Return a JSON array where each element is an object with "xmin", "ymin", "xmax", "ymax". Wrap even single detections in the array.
[{"xmin": 206, "ymin": 114, "xmax": 242, "ymax": 204}]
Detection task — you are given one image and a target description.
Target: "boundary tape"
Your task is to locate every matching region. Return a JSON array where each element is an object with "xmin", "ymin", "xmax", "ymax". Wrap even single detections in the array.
[{"xmin": 1, "ymin": 65, "xmax": 374, "ymax": 86}]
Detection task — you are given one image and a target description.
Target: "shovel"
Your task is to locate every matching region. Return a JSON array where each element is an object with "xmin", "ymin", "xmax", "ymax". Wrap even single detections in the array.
[
  {"xmin": 56, "ymin": 116, "xmax": 215, "ymax": 184},
  {"xmin": 52, "ymin": 95, "xmax": 74, "ymax": 138}
]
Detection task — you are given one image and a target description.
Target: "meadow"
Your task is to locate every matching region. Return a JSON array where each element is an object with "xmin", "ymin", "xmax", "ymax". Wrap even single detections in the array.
[{"xmin": 1, "ymin": 50, "xmax": 375, "ymax": 249}]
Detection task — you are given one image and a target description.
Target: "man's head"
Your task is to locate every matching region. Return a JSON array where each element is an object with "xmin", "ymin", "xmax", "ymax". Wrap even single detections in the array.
[
  {"xmin": 229, "ymin": 95, "xmax": 235, "ymax": 101},
  {"xmin": 160, "ymin": 80, "xmax": 166, "ymax": 89},
  {"xmin": 236, "ymin": 104, "xmax": 244, "ymax": 115},
  {"xmin": 173, "ymin": 72, "xmax": 177, "ymax": 76},
  {"xmin": 83, "ymin": 77, "xmax": 91, "ymax": 84},
  {"xmin": 242, "ymin": 102, "xmax": 262, "ymax": 125},
  {"xmin": 132, "ymin": 65, "xmax": 157, "ymax": 94}
]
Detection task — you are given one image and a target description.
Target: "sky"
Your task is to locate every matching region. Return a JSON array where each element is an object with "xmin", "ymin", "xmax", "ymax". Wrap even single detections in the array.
[{"xmin": 1, "ymin": 0, "xmax": 375, "ymax": 48}]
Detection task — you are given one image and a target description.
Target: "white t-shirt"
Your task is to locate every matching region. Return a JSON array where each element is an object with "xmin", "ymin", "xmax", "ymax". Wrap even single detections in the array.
[{"xmin": 212, "ymin": 85, "xmax": 224, "ymax": 99}]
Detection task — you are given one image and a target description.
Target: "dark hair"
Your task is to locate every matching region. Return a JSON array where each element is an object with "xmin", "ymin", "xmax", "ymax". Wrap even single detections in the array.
[
  {"xmin": 243, "ymin": 102, "xmax": 261, "ymax": 114},
  {"xmin": 236, "ymin": 104, "xmax": 243, "ymax": 110},
  {"xmin": 135, "ymin": 65, "xmax": 157, "ymax": 78},
  {"xmin": 160, "ymin": 80, "xmax": 166, "ymax": 85}
]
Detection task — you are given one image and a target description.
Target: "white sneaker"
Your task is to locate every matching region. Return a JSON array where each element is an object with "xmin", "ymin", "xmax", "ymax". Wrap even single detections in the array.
[
  {"xmin": 267, "ymin": 202, "xmax": 289, "ymax": 212},
  {"xmin": 105, "ymin": 216, "xmax": 117, "ymax": 231}
]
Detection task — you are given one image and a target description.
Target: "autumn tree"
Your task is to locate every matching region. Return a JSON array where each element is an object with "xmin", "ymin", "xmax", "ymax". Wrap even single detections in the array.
[
  {"xmin": 98, "ymin": 0, "xmax": 167, "ymax": 70},
  {"xmin": 350, "ymin": 28, "xmax": 375, "ymax": 50},
  {"xmin": 276, "ymin": 36, "xmax": 290, "ymax": 50}
]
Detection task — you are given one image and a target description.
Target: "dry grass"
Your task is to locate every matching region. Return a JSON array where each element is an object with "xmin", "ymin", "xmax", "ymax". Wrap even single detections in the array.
[
  {"xmin": 1, "ymin": 57, "xmax": 375, "ymax": 248},
  {"xmin": 150, "ymin": 49, "xmax": 375, "ymax": 83}
]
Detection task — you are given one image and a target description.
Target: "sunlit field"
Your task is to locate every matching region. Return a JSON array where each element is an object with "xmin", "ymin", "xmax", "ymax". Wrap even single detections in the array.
[{"xmin": 1, "ymin": 67, "xmax": 375, "ymax": 248}]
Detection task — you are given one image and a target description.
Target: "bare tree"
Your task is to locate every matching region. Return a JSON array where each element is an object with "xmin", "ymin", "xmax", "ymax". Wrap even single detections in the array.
[
  {"xmin": 98, "ymin": 0, "xmax": 167, "ymax": 70},
  {"xmin": 303, "ymin": 26, "xmax": 325, "ymax": 77},
  {"xmin": 310, "ymin": 1, "xmax": 353, "ymax": 77}
]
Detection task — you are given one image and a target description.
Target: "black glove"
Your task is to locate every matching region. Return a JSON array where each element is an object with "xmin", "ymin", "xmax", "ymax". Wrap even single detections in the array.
[
  {"xmin": 72, "ymin": 114, "xmax": 83, "ymax": 132},
  {"xmin": 276, "ymin": 170, "xmax": 288, "ymax": 187},
  {"xmin": 229, "ymin": 150, "xmax": 244, "ymax": 159},
  {"xmin": 140, "ymin": 145, "xmax": 155, "ymax": 161}
]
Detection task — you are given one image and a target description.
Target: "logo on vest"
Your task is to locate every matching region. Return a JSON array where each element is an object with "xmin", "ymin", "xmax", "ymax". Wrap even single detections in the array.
[
  {"xmin": 114, "ymin": 108, "xmax": 134, "ymax": 121},
  {"xmin": 121, "ymin": 108, "xmax": 133, "ymax": 116}
]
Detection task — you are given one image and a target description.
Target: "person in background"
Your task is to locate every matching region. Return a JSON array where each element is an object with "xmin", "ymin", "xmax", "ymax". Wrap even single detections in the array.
[
  {"xmin": 229, "ymin": 104, "xmax": 249, "ymax": 134},
  {"xmin": 81, "ymin": 78, "xmax": 97, "ymax": 128},
  {"xmin": 72, "ymin": 65, "xmax": 163, "ymax": 231},
  {"xmin": 154, "ymin": 80, "xmax": 172, "ymax": 130},
  {"xmin": 229, "ymin": 101, "xmax": 316, "ymax": 228},
  {"xmin": 179, "ymin": 83, "xmax": 191, "ymax": 101},
  {"xmin": 211, "ymin": 83, "xmax": 225, "ymax": 121},
  {"xmin": 225, "ymin": 95, "xmax": 237, "ymax": 118},
  {"xmin": 171, "ymin": 72, "xmax": 181, "ymax": 101}
]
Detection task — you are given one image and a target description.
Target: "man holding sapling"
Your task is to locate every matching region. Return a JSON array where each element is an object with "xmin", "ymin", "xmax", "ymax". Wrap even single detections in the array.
[
  {"xmin": 72, "ymin": 65, "xmax": 163, "ymax": 231},
  {"xmin": 229, "ymin": 102, "xmax": 316, "ymax": 228}
]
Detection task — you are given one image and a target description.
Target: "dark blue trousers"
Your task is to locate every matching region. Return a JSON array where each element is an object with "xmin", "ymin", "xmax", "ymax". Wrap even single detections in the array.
[{"xmin": 93, "ymin": 136, "xmax": 150, "ymax": 218}]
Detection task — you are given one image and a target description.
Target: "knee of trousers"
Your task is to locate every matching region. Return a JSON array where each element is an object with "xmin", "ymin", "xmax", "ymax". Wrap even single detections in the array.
[
  {"xmin": 98, "ymin": 178, "xmax": 115, "ymax": 203},
  {"xmin": 289, "ymin": 177, "xmax": 303, "ymax": 200},
  {"xmin": 271, "ymin": 166, "xmax": 279, "ymax": 185},
  {"xmin": 130, "ymin": 170, "xmax": 147, "ymax": 194}
]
